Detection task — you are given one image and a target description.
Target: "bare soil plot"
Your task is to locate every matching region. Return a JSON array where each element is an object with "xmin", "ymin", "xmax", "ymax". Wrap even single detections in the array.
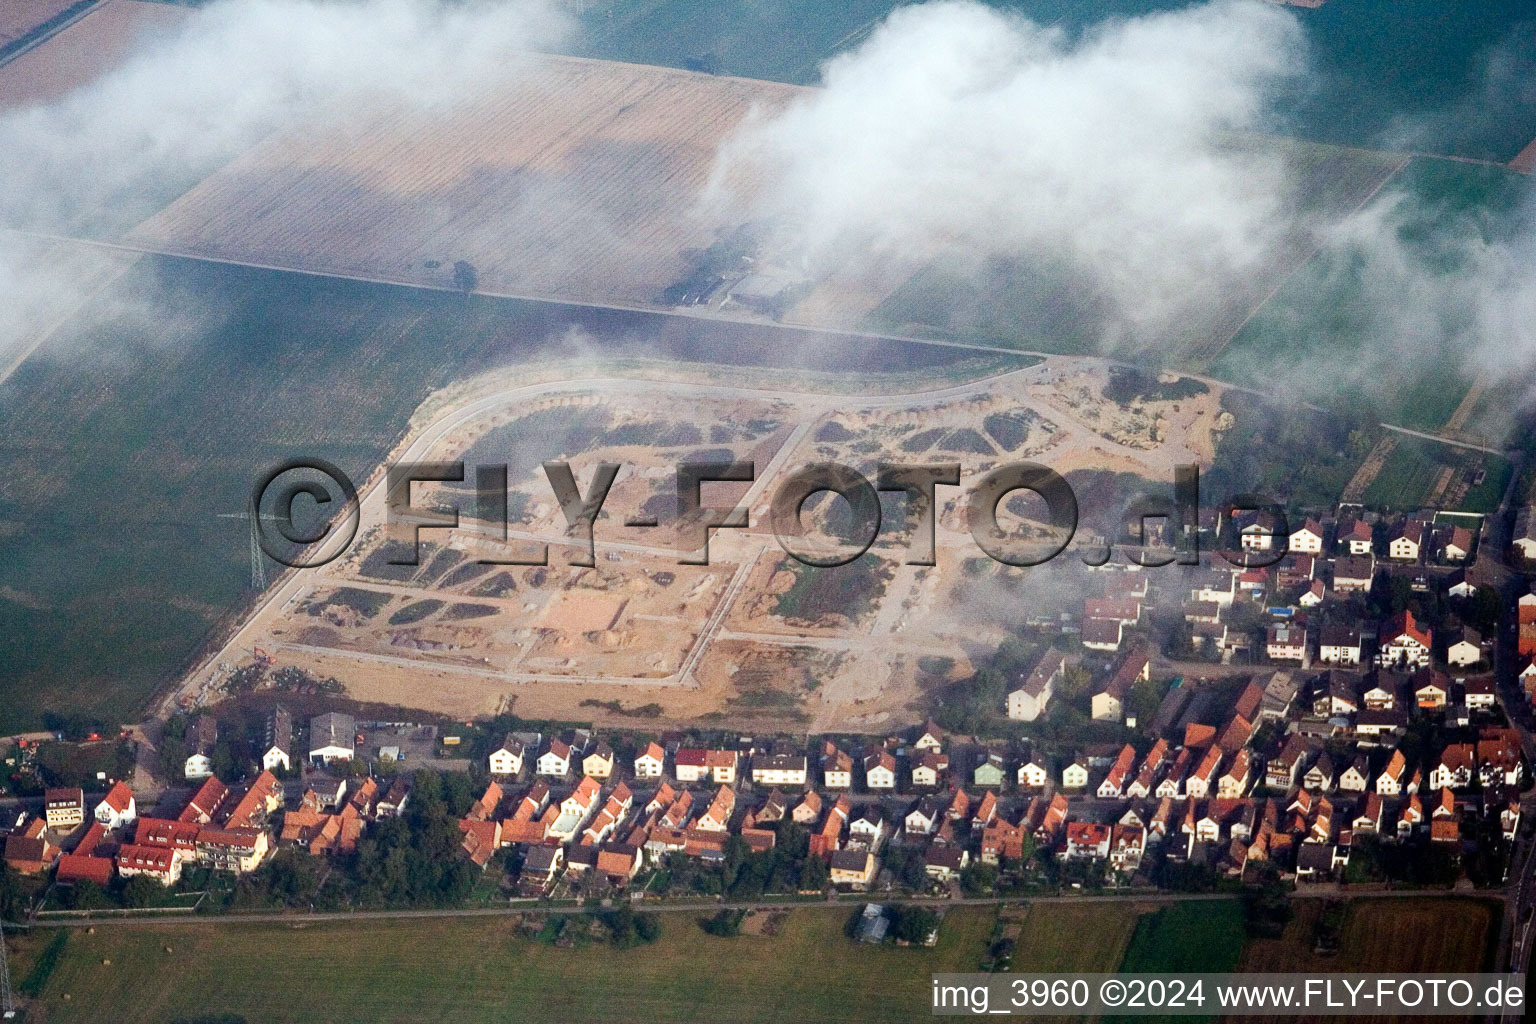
[
  {"xmin": 0, "ymin": 0, "xmax": 77, "ymax": 47},
  {"xmin": 127, "ymin": 54, "xmax": 805, "ymax": 306},
  {"xmin": 0, "ymin": 0, "xmax": 189, "ymax": 107}
]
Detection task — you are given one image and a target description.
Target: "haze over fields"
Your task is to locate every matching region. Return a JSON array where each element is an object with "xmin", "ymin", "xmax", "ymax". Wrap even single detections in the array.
[
  {"xmin": 0, "ymin": 0, "xmax": 1531, "ymax": 388},
  {"xmin": 0, "ymin": 0, "xmax": 1534, "ymax": 730}
]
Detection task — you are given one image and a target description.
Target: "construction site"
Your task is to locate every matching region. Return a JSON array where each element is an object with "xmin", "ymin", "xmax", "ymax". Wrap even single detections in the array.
[{"xmin": 176, "ymin": 357, "xmax": 1230, "ymax": 732}]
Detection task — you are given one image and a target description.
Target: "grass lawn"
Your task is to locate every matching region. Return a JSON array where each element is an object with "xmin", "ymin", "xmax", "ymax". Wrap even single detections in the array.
[
  {"xmin": 1011, "ymin": 900, "xmax": 1147, "ymax": 972},
  {"xmin": 9, "ymin": 905, "xmax": 1000, "ymax": 1024}
]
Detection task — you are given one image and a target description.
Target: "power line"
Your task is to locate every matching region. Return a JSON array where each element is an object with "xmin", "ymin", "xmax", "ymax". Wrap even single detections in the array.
[{"xmin": 0, "ymin": 920, "xmax": 15, "ymax": 1019}]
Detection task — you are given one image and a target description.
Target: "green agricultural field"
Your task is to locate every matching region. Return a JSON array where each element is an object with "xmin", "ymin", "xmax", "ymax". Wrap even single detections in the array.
[
  {"xmin": 866, "ymin": 140, "xmax": 1407, "ymax": 359},
  {"xmin": 7, "ymin": 906, "xmax": 999, "ymax": 1024},
  {"xmin": 1208, "ymin": 157, "xmax": 1529, "ymax": 432},
  {"xmin": 1361, "ymin": 435, "xmax": 1511, "ymax": 514},
  {"xmin": 576, "ymin": 0, "xmax": 1536, "ymax": 161},
  {"xmin": 1118, "ymin": 899, "xmax": 1246, "ymax": 975},
  {"xmin": 0, "ymin": 256, "xmax": 987, "ymax": 733}
]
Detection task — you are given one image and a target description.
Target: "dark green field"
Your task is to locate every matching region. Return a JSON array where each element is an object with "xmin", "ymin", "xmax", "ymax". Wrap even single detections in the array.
[
  {"xmin": 0, "ymin": 256, "xmax": 991, "ymax": 733},
  {"xmin": 1207, "ymin": 157, "xmax": 1531, "ymax": 432},
  {"xmin": 576, "ymin": 1, "xmax": 1536, "ymax": 159}
]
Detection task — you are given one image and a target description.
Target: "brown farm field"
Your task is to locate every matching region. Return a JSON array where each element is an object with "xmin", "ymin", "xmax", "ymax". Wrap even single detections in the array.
[
  {"xmin": 0, "ymin": 0, "xmax": 189, "ymax": 108},
  {"xmin": 1230, "ymin": 897, "xmax": 1500, "ymax": 1024},
  {"xmin": 0, "ymin": 0, "xmax": 76, "ymax": 47},
  {"xmin": 127, "ymin": 54, "xmax": 805, "ymax": 307}
]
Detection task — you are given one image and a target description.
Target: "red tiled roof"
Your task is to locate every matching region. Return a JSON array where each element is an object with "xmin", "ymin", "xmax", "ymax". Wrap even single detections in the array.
[{"xmin": 57, "ymin": 852, "xmax": 114, "ymax": 886}]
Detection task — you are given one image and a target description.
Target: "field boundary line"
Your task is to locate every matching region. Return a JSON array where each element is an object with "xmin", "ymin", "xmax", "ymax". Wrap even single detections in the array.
[{"xmin": 1202, "ymin": 153, "xmax": 1412, "ymax": 364}]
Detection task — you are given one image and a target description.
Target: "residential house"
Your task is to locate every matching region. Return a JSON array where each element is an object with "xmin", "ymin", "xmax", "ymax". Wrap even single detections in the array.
[
  {"xmin": 1318, "ymin": 625, "xmax": 1363, "ymax": 666},
  {"xmin": 1447, "ymin": 627, "xmax": 1484, "ymax": 668},
  {"xmin": 1007, "ymin": 649, "xmax": 1063, "ymax": 721},
  {"xmin": 185, "ymin": 714, "xmax": 219, "ymax": 779},
  {"xmin": 1303, "ymin": 752, "xmax": 1335, "ymax": 792},
  {"xmin": 1339, "ymin": 518, "xmax": 1374, "ymax": 555},
  {"xmin": 791, "ymin": 791, "xmax": 823, "ymax": 826},
  {"xmin": 1388, "ymin": 520, "xmax": 1424, "ymax": 562},
  {"xmin": 1361, "ymin": 675, "xmax": 1398, "ymax": 710},
  {"xmin": 924, "ymin": 845, "xmax": 969, "ymax": 881},
  {"xmin": 262, "ymin": 705, "xmax": 293, "ymax": 773},
  {"xmin": 973, "ymin": 752, "xmax": 1006, "ymax": 789},
  {"xmin": 1266, "ymin": 624, "xmax": 1307, "ymax": 662},
  {"xmin": 582, "ymin": 742, "xmax": 615, "ymax": 779},
  {"xmin": 753, "ymin": 753, "xmax": 808, "ymax": 788},
  {"xmin": 1109, "ymin": 824, "xmax": 1145, "ymax": 873},
  {"xmin": 1338, "ymin": 755, "xmax": 1371, "ymax": 793},
  {"xmin": 829, "ymin": 849, "xmax": 877, "ymax": 888},
  {"xmin": 1080, "ymin": 616, "xmax": 1125, "ymax": 652},
  {"xmin": 537, "ymin": 739, "xmax": 573, "ymax": 778},
  {"xmin": 910, "ymin": 750, "xmax": 948, "ymax": 789},
  {"xmin": 848, "ymin": 806, "xmax": 886, "ymax": 850},
  {"xmin": 488, "ymin": 734, "xmax": 526, "ymax": 776},
  {"xmin": 1332, "ymin": 555, "xmax": 1375, "ymax": 593},
  {"xmin": 634, "ymin": 742, "xmax": 666, "ymax": 779},
  {"xmin": 1062, "ymin": 821, "xmax": 1111, "ymax": 861},
  {"xmin": 1443, "ymin": 525, "xmax": 1475, "ymax": 562},
  {"xmin": 705, "ymin": 749, "xmax": 739, "ymax": 784},
  {"xmin": 822, "ymin": 743, "xmax": 854, "ymax": 789},
  {"xmin": 1412, "ymin": 668, "xmax": 1450, "ymax": 709},
  {"xmin": 913, "ymin": 721, "xmax": 944, "ymax": 753},
  {"xmin": 44, "ymin": 788, "xmax": 85, "ymax": 830},
  {"xmin": 1186, "ymin": 747, "xmax": 1222, "ymax": 799},
  {"xmin": 864, "ymin": 750, "xmax": 897, "ymax": 790},
  {"xmin": 93, "ymin": 781, "xmax": 136, "ymax": 830},
  {"xmin": 1377, "ymin": 611, "xmax": 1432, "ymax": 669},
  {"xmin": 1093, "ymin": 646, "xmax": 1150, "ymax": 722},
  {"xmin": 1096, "ymin": 745, "xmax": 1136, "ymax": 798},
  {"xmin": 1267, "ymin": 734, "xmax": 1310, "ymax": 790},
  {"xmin": 1299, "ymin": 580, "xmax": 1326, "ymax": 607},
  {"xmin": 1260, "ymin": 670, "xmax": 1299, "ymax": 720},
  {"xmin": 1290, "ymin": 519, "xmax": 1325, "ymax": 555},
  {"xmin": 1429, "ymin": 745, "xmax": 1475, "ymax": 791},
  {"xmin": 674, "ymin": 748, "xmax": 709, "ymax": 783},
  {"xmin": 1015, "ymin": 752, "xmax": 1048, "ymax": 789},
  {"xmin": 1217, "ymin": 749, "xmax": 1252, "ymax": 798},
  {"xmin": 1061, "ymin": 758, "xmax": 1090, "ymax": 791},
  {"xmin": 1465, "ymin": 676, "xmax": 1497, "ymax": 711}
]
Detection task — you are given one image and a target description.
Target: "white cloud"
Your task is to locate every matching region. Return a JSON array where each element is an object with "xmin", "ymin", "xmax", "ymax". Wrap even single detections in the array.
[{"xmin": 707, "ymin": 0, "xmax": 1309, "ymax": 348}]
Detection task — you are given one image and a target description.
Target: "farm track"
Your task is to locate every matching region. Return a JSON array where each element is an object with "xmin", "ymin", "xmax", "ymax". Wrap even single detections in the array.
[{"xmin": 1341, "ymin": 434, "xmax": 1398, "ymax": 504}]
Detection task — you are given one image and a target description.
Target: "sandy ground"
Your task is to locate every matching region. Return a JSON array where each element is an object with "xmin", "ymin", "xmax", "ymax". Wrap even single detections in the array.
[
  {"xmin": 188, "ymin": 357, "xmax": 1227, "ymax": 732},
  {"xmin": 0, "ymin": 0, "xmax": 189, "ymax": 108}
]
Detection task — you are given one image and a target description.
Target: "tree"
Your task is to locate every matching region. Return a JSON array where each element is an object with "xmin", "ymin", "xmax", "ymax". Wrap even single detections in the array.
[
  {"xmin": 889, "ymin": 904, "xmax": 939, "ymax": 944},
  {"xmin": 634, "ymin": 911, "xmax": 661, "ymax": 944},
  {"xmin": 960, "ymin": 862, "xmax": 998, "ymax": 897},
  {"xmin": 0, "ymin": 861, "xmax": 25, "ymax": 921},
  {"xmin": 798, "ymin": 853, "xmax": 829, "ymax": 892},
  {"xmin": 65, "ymin": 879, "xmax": 112, "ymax": 910},
  {"xmin": 121, "ymin": 874, "xmax": 162, "ymax": 908},
  {"xmin": 452, "ymin": 260, "xmax": 479, "ymax": 294}
]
